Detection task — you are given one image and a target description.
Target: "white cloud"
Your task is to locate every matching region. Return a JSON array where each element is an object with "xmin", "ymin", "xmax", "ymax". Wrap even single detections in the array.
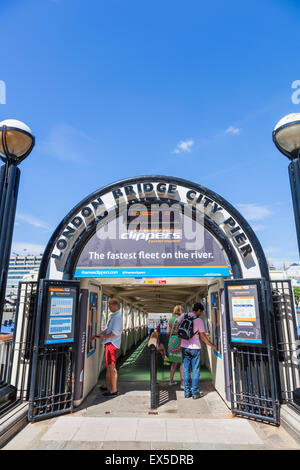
[
  {"xmin": 224, "ymin": 126, "xmax": 241, "ymax": 135},
  {"xmin": 173, "ymin": 139, "xmax": 194, "ymax": 154},
  {"xmin": 37, "ymin": 123, "xmax": 95, "ymax": 163},
  {"xmin": 16, "ymin": 213, "xmax": 50, "ymax": 230},
  {"xmin": 236, "ymin": 203, "xmax": 272, "ymax": 222},
  {"xmin": 12, "ymin": 242, "xmax": 45, "ymax": 255}
]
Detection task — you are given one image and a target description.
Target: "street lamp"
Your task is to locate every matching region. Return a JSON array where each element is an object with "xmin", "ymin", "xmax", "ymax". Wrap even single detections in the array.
[
  {"xmin": 0, "ymin": 119, "xmax": 35, "ymax": 327},
  {"xmin": 273, "ymin": 113, "xmax": 300, "ymax": 407},
  {"xmin": 0, "ymin": 120, "xmax": 35, "ymax": 164},
  {"xmin": 273, "ymin": 113, "xmax": 300, "ymax": 255}
]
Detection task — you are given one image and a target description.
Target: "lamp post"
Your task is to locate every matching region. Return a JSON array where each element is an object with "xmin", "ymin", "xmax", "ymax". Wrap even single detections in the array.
[
  {"xmin": 273, "ymin": 113, "xmax": 300, "ymax": 407},
  {"xmin": 0, "ymin": 119, "xmax": 35, "ymax": 326},
  {"xmin": 273, "ymin": 113, "xmax": 300, "ymax": 256}
]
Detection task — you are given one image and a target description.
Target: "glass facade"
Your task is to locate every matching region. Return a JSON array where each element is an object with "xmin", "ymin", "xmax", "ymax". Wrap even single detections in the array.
[{"xmin": 6, "ymin": 255, "xmax": 42, "ymax": 297}]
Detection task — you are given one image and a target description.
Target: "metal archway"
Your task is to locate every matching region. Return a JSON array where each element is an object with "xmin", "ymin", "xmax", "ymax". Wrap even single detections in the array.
[{"xmin": 38, "ymin": 175, "xmax": 270, "ymax": 282}]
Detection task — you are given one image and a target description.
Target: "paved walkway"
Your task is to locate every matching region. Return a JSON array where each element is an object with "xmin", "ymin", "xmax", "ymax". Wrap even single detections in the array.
[
  {"xmin": 3, "ymin": 342, "xmax": 300, "ymax": 450},
  {"xmin": 3, "ymin": 381, "xmax": 300, "ymax": 450}
]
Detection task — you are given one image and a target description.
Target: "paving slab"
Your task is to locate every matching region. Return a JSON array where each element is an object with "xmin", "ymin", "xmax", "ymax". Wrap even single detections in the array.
[
  {"xmin": 193, "ymin": 418, "xmax": 264, "ymax": 445},
  {"xmin": 166, "ymin": 419, "xmax": 198, "ymax": 443}
]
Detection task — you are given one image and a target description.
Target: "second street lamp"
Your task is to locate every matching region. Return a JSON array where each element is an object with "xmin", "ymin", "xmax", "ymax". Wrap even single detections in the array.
[
  {"xmin": 273, "ymin": 112, "xmax": 300, "ymax": 408},
  {"xmin": 273, "ymin": 113, "xmax": 300, "ymax": 256}
]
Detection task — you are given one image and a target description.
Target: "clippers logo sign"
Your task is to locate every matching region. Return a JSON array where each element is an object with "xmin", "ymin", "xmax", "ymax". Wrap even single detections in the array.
[
  {"xmin": 122, "ymin": 208, "xmax": 182, "ymax": 242},
  {"xmin": 121, "ymin": 231, "xmax": 182, "ymax": 241}
]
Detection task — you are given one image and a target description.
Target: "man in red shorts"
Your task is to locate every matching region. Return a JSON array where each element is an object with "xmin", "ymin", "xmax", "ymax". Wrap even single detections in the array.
[{"xmin": 93, "ymin": 298, "xmax": 123, "ymax": 397}]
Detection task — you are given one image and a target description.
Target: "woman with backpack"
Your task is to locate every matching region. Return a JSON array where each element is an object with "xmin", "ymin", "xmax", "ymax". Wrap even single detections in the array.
[{"xmin": 167, "ymin": 305, "xmax": 184, "ymax": 389}]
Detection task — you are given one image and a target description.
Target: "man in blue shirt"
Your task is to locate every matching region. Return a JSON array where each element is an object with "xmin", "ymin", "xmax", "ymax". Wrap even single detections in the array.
[{"xmin": 93, "ymin": 298, "xmax": 123, "ymax": 397}]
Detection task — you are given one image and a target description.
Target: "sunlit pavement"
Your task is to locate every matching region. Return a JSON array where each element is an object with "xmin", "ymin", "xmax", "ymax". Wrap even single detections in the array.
[{"xmin": 3, "ymin": 381, "xmax": 300, "ymax": 450}]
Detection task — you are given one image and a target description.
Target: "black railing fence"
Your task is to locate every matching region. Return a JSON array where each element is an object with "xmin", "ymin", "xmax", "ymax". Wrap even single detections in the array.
[
  {"xmin": 28, "ymin": 345, "xmax": 74, "ymax": 421},
  {"xmin": 0, "ymin": 281, "xmax": 37, "ymax": 416},
  {"xmin": 230, "ymin": 345, "xmax": 280, "ymax": 424},
  {"xmin": 271, "ymin": 280, "xmax": 300, "ymax": 411}
]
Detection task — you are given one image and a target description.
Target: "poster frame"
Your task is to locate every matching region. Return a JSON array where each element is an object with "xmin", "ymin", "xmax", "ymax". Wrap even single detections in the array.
[
  {"xmin": 224, "ymin": 278, "xmax": 267, "ymax": 348},
  {"xmin": 39, "ymin": 279, "xmax": 80, "ymax": 346}
]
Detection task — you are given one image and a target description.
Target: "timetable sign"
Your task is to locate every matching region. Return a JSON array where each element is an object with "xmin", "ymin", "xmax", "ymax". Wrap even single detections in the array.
[{"xmin": 50, "ymin": 296, "xmax": 74, "ymax": 317}]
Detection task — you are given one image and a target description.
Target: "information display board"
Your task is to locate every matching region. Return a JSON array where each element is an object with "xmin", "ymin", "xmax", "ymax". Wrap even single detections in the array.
[
  {"xmin": 224, "ymin": 279, "xmax": 265, "ymax": 346},
  {"xmin": 75, "ymin": 209, "xmax": 230, "ymax": 278},
  {"xmin": 41, "ymin": 280, "xmax": 80, "ymax": 345}
]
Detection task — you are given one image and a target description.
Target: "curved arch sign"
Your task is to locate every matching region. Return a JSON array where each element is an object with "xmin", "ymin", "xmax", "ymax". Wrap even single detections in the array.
[{"xmin": 41, "ymin": 176, "xmax": 269, "ymax": 281}]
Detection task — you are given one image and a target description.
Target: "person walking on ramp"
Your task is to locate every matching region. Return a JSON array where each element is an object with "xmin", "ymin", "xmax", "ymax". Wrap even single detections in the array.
[{"xmin": 178, "ymin": 302, "xmax": 217, "ymax": 399}]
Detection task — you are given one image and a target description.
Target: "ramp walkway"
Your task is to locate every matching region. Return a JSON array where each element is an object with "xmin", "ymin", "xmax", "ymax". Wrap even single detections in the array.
[{"xmin": 104, "ymin": 337, "xmax": 212, "ymax": 383}]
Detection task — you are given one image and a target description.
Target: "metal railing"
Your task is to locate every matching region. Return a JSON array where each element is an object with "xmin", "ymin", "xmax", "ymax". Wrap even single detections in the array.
[
  {"xmin": 0, "ymin": 282, "xmax": 37, "ymax": 416},
  {"xmin": 28, "ymin": 345, "xmax": 74, "ymax": 421},
  {"xmin": 148, "ymin": 331, "xmax": 159, "ymax": 410},
  {"xmin": 271, "ymin": 280, "xmax": 300, "ymax": 412},
  {"xmin": 230, "ymin": 346, "xmax": 280, "ymax": 424}
]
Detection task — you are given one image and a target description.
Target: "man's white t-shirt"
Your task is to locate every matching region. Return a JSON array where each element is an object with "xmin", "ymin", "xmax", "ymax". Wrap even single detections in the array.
[{"xmin": 101, "ymin": 310, "xmax": 123, "ymax": 349}]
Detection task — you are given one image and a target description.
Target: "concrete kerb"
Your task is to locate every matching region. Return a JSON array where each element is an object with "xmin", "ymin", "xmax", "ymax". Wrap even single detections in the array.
[
  {"xmin": 0, "ymin": 402, "xmax": 29, "ymax": 448},
  {"xmin": 280, "ymin": 404, "xmax": 300, "ymax": 442}
]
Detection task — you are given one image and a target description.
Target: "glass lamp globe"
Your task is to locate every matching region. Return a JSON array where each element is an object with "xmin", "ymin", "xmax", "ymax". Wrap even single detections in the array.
[
  {"xmin": 273, "ymin": 113, "xmax": 300, "ymax": 159},
  {"xmin": 0, "ymin": 119, "xmax": 35, "ymax": 163}
]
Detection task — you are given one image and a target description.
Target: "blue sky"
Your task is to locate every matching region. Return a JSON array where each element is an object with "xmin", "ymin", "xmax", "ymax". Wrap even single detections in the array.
[{"xmin": 1, "ymin": 0, "xmax": 300, "ymax": 267}]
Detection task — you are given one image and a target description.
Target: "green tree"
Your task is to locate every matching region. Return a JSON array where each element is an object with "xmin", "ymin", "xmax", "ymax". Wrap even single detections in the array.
[{"xmin": 293, "ymin": 287, "xmax": 300, "ymax": 307}]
